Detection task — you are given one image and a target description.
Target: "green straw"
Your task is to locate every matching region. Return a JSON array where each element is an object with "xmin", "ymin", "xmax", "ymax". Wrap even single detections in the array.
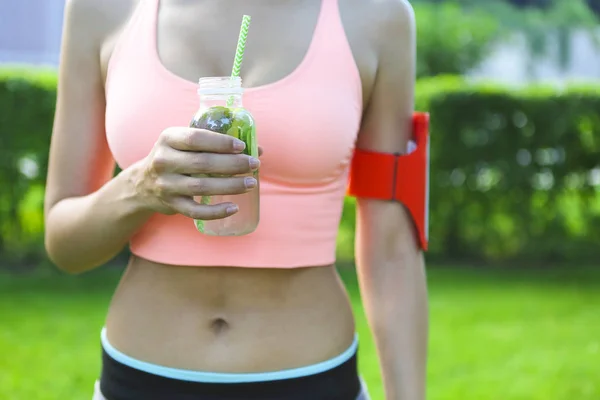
[{"xmin": 226, "ymin": 15, "xmax": 251, "ymax": 107}]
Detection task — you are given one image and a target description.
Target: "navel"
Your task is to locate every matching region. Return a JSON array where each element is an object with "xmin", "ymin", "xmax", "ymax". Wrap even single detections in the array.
[{"xmin": 210, "ymin": 317, "xmax": 230, "ymax": 335}]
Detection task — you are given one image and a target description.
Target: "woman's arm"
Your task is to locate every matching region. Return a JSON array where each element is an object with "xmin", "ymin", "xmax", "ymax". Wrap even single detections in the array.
[
  {"xmin": 354, "ymin": 1, "xmax": 428, "ymax": 399},
  {"xmin": 44, "ymin": 0, "xmax": 153, "ymax": 273},
  {"xmin": 45, "ymin": 0, "xmax": 259, "ymax": 274},
  {"xmin": 355, "ymin": 203, "xmax": 428, "ymax": 400}
]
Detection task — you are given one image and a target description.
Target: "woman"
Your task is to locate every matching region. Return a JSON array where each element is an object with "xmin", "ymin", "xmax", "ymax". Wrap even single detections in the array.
[{"xmin": 44, "ymin": 0, "xmax": 428, "ymax": 398}]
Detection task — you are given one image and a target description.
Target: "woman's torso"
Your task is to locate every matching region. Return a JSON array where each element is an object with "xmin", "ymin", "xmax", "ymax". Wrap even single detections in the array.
[
  {"xmin": 106, "ymin": 259, "xmax": 355, "ymax": 372},
  {"xmin": 96, "ymin": 0, "xmax": 380, "ymax": 372}
]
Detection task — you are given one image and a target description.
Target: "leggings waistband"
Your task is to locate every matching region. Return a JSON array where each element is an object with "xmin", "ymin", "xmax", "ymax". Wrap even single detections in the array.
[{"xmin": 100, "ymin": 327, "xmax": 359, "ymax": 383}]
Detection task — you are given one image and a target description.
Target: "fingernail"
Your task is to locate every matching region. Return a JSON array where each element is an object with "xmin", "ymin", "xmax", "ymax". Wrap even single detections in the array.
[
  {"xmin": 233, "ymin": 139, "xmax": 246, "ymax": 151},
  {"xmin": 249, "ymin": 157, "xmax": 260, "ymax": 170},
  {"xmin": 226, "ymin": 205, "xmax": 239, "ymax": 214},
  {"xmin": 245, "ymin": 177, "xmax": 257, "ymax": 188}
]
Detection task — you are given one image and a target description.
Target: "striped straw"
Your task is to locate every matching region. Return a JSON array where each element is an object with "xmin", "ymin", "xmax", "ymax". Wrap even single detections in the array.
[
  {"xmin": 226, "ymin": 15, "xmax": 251, "ymax": 106},
  {"xmin": 231, "ymin": 15, "xmax": 251, "ymax": 78}
]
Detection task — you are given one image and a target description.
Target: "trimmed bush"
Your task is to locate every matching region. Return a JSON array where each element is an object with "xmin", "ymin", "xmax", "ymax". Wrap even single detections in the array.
[
  {"xmin": 425, "ymin": 80, "xmax": 600, "ymax": 263},
  {"xmin": 0, "ymin": 69, "xmax": 56, "ymax": 263}
]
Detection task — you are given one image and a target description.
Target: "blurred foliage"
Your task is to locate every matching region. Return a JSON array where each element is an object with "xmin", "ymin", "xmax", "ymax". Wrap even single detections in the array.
[
  {"xmin": 2, "ymin": 70, "xmax": 600, "ymax": 267},
  {"xmin": 421, "ymin": 77, "xmax": 600, "ymax": 263},
  {"xmin": 506, "ymin": 0, "xmax": 552, "ymax": 7},
  {"xmin": 412, "ymin": 0, "xmax": 600, "ymax": 74},
  {"xmin": 0, "ymin": 68, "xmax": 56, "ymax": 264},
  {"xmin": 484, "ymin": 0, "xmax": 600, "ymax": 71},
  {"xmin": 588, "ymin": 0, "xmax": 600, "ymax": 15},
  {"xmin": 413, "ymin": 3, "xmax": 503, "ymax": 78}
]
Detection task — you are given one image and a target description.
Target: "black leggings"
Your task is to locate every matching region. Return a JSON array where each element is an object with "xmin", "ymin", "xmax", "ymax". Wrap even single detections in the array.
[{"xmin": 99, "ymin": 347, "xmax": 364, "ymax": 400}]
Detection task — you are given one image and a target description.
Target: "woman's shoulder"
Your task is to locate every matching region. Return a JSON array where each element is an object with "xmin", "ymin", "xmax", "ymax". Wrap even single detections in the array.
[
  {"xmin": 63, "ymin": 0, "xmax": 138, "ymax": 61},
  {"xmin": 64, "ymin": 0, "xmax": 138, "ymax": 40},
  {"xmin": 63, "ymin": 0, "xmax": 140, "ymax": 83},
  {"xmin": 343, "ymin": 0, "xmax": 414, "ymax": 44}
]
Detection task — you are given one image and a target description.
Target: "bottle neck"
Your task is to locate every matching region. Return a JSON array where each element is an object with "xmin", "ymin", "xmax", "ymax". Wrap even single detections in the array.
[
  {"xmin": 197, "ymin": 76, "xmax": 244, "ymax": 109},
  {"xmin": 199, "ymin": 94, "xmax": 243, "ymax": 109}
]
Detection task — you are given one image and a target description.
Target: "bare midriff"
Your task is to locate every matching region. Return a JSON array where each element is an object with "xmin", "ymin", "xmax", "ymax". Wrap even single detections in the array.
[{"xmin": 104, "ymin": 256, "xmax": 356, "ymax": 373}]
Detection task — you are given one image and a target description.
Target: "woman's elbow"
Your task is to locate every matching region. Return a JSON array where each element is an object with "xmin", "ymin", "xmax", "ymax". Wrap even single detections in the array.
[{"xmin": 44, "ymin": 231, "xmax": 83, "ymax": 274}]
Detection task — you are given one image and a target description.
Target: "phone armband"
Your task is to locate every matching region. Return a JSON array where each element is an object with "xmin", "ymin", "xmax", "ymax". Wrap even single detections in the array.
[{"xmin": 347, "ymin": 112, "xmax": 430, "ymax": 250}]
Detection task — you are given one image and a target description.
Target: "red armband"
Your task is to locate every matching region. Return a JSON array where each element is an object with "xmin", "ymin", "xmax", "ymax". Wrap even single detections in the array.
[{"xmin": 347, "ymin": 112, "xmax": 430, "ymax": 250}]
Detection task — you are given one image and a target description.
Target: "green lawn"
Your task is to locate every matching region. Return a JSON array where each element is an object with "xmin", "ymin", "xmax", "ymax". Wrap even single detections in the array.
[{"xmin": 1, "ymin": 265, "xmax": 599, "ymax": 400}]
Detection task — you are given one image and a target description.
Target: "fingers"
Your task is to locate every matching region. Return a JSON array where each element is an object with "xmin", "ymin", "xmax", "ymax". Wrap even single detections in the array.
[
  {"xmin": 175, "ymin": 151, "xmax": 259, "ymax": 175},
  {"xmin": 162, "ymin": 128, "xmax": 264, "ymax": 157},
  {"xmin": 163, "ymin": 174, "xmax": 257, "ymax": 197},
  {"xmin": 168, "ymin": 196, "xmax": 239, "ymax": 221},
  {"xmin": 163, "ymin": 128, "xmax": 247, "ymax": 154},
  {"xmin": 150, "ymin": 147, "xmax": 260, "ymax": 176}
]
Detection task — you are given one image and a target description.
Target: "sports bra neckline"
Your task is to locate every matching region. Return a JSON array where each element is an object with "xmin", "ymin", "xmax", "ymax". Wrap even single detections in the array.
[{"xmin": 146, "ymin": 0, "xmax": 330, "ymax": 93}]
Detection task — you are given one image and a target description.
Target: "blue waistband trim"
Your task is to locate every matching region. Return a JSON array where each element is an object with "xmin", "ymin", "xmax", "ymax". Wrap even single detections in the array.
[{"xmin": 100, "ymin": 328, "xmax": 358, "ymax": 383}]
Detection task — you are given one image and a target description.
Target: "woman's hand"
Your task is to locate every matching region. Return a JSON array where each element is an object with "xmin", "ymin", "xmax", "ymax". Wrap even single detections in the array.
[{"xmin": 133, "ymin": 127, "xmax": 261, "ymax": 220}]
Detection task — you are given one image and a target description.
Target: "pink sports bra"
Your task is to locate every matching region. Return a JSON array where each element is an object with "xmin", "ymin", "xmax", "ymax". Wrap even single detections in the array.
[{"xmin": 104, "ymin": 0, "xmax": 362, "ymax": 267}]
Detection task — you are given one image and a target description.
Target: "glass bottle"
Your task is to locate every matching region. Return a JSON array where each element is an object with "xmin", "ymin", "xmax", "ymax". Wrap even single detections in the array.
[{"xmin": 190, "ymin": 76, "xmax": 259, "ymax": 236}]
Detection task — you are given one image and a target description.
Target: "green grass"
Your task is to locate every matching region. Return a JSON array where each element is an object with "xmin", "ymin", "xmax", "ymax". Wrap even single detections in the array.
[{"xmin": 1, "ymin": 265, "xmax": 599, "ymax": 400}]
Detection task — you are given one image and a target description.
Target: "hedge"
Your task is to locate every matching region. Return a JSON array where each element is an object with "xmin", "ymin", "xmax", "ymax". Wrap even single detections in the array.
[
  {"xmin": 427, "ymin": 77, "xmax": 600, "ymax": 263},
  {"xmin": 1, "ymin": 69, "xmax": 600, "ymax": 266},
  {"xmin": 0, "ymin": 68, "xmax": 56, "ymax": 264}
]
